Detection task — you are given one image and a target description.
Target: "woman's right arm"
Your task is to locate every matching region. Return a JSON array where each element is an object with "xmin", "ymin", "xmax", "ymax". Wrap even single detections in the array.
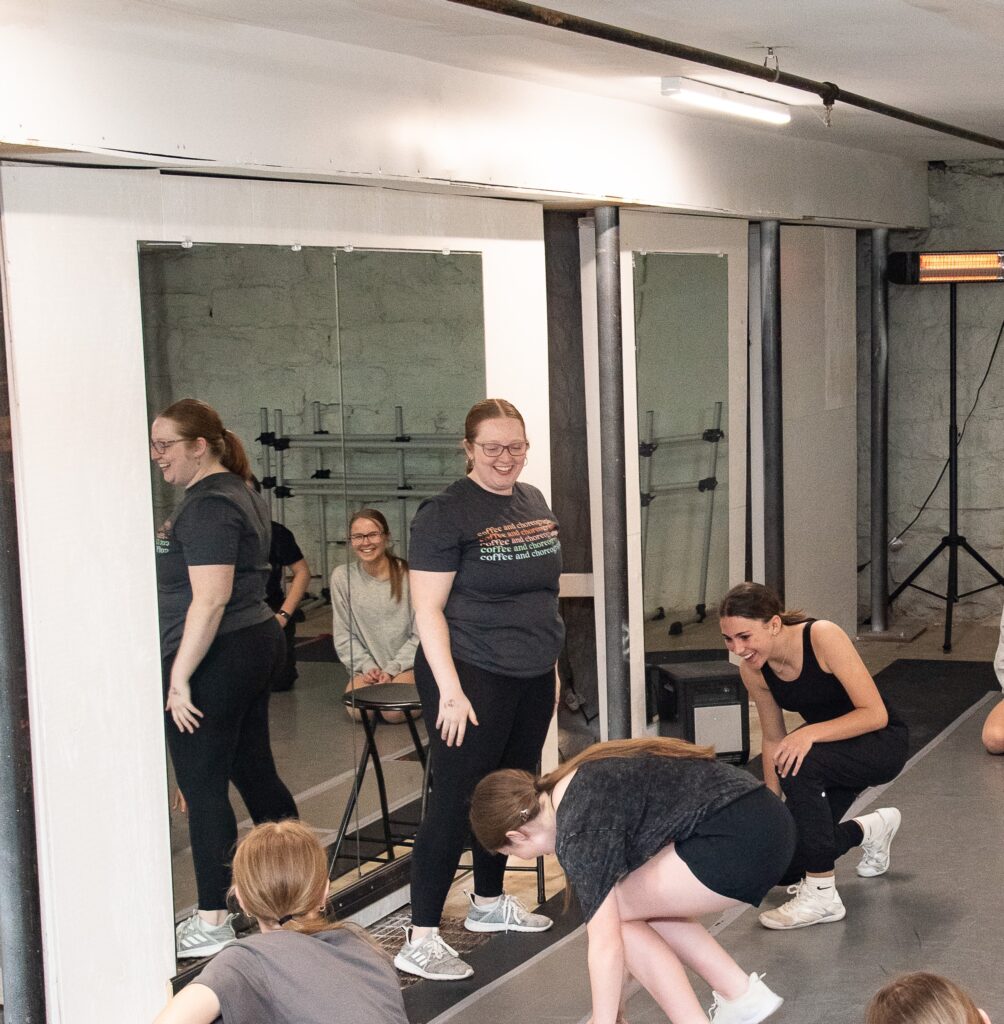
[
  {"xmin": 410, "ymin": 569, "xmax": 478, "ymax": 746},
  {"xmin": 152, "ymin": 983, "xmax": 220, "ymax": 1024},
  {"xmin": 738, "ymin": 662, "xmax": 787, "ymax": 796}
]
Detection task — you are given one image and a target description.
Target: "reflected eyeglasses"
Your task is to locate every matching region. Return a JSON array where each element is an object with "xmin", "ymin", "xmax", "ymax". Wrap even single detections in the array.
[
  {"xmin": 150, "ymin": 439, "xmax": 186, "ymax": 455},
  {"xmin": 472, "ymin": 441, "xmax": 529, "ymax": 458},
  {"xmin": 350, "ymin": 531, "xmax": 385, "ymax": 544}
]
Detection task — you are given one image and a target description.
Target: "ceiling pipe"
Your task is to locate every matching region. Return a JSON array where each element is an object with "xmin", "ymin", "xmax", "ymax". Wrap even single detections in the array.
[{"xmin": 446, "ymin": 0, "xmax": 1004, "ymax": 153}]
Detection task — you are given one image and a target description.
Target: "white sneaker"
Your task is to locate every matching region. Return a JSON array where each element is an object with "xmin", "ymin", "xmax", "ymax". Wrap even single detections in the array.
[
  {"xmin": 463, "ymin": 892, "xmax": 553, "ymax": 933},
  {"xmin": 393, "ymin": 927, "xmax": 474, "ymax": 981},
  {"xmin": 175, "ymin": 912, "xmax": 237, "ymax": 958},
  {"xmin": 856, "ymin": 807, "xmax": 901, "ymax": 877},
  {"xmin": 709, "ymin": 972, "xmax": 784, "ymax": 1024},
  {"xmin": 758, "ymin": 881, "xmax": 846, "ymax": 930}
]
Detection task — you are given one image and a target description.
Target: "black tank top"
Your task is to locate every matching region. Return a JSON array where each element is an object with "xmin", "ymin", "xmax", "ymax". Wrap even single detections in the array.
[{"xmin": 761, "ymin": 619, "xmax": 902, "ymax": 726}]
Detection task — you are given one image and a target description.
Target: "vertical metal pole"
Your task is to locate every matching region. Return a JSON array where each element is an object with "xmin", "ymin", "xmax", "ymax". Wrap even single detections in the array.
[
  {"xmin": 595, "ymin": 206, "xmax": 631, "ymax": 740},
  {"xmin": 313, "ymin": 402, "xmax": 329, "ymax": 586},
  {"xmin": 640, "ymin": 409, "xmax": 654, "ymax": 568},
  {"xmin": 274, "ymin": 408, "xmax": 286, "ymax": 526},
  {"xmin": 945, "ymin": 283, "xmax": 959, "ymax": 652},
  {"xmin": 869, "ymin": 229, "xmax": 890, "ymax": 632},
  {"xmin": 395, "ymin": 406, "xmax": 408, "ymax": 558},
  {"xmin": 759, "ymin": 221, "xmax": 785, "ymax": 601},
  {"xmin": 259, "ymin": 407, "xmax": 272, "ymax": 518},
  {"xmin": 0, "ymin": 290, "xmax": 47, "ymax": 1022},
  {"xmin": 696, "ymin": 401, "xmax": 724, "ymax": 616}
]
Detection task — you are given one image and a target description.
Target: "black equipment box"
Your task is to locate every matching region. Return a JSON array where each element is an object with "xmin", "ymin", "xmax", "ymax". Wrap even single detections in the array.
[{"xmin": 654, "ymin": 661, "xmax": 749, "ymax": 764}]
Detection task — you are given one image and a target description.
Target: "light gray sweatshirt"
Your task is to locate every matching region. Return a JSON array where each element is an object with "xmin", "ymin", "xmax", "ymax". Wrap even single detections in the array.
[{"xmin": 329, "ymin": 561, "xmax": 418, "ymax": 678}]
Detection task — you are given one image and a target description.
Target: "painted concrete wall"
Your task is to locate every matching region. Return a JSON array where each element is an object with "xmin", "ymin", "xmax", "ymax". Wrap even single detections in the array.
[
  {"xmin": 879, "ymin": 160, "xmax": 1004, "ymax": 622},
  {"xmin": 0, "ymin": 1, "xmax": 930, "ymax": 227},
  {"xmin": 0, "ymin": 163, "xmax": 550, "ymax": 1023},
  {"xmin": 781, "ymin": 226, "xmax": 858, "ymax": 631}
]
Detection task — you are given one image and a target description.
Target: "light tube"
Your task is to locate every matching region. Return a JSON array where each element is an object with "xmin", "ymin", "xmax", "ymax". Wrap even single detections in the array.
[{"xmin": 660, "ymin": 77, "xmax": 791, "ymax": 125}]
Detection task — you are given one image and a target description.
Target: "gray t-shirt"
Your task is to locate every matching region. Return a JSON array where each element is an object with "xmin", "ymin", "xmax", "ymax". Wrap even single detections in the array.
[
  {"xmin": 196, "ymin": 927, "xmax": 408, "ymax": 1024},
  {"xmin": 329, "ymin": 561, "xmax": 418, "ymax": 677},
  {"xmin": 555, "ymin": 755, "xmax": 761, "ymax": 921},
  {"xmin": 408, "ymin": 477, "xmax": 564, "ymax": 677},
  {"xmin": 155, "ymin": 473, "xmax": 273, "ymax": 657}
]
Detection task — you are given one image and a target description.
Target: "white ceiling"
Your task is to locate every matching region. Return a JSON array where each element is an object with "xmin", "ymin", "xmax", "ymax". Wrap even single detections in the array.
[{"xmin": 146, "ymin": 0, "xmax": 1004, "ymax": 161}]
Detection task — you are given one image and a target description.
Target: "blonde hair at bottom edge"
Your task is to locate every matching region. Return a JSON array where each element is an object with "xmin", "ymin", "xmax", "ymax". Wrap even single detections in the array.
[{"xmin": 865, "ymin": 973, "xmax": 989, "ymax": 1024}]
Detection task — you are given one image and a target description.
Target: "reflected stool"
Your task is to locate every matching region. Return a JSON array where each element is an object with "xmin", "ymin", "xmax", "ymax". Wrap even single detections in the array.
[{"xmin": 329, "ymin": 683, "xmax": 426, "ymax": 876}]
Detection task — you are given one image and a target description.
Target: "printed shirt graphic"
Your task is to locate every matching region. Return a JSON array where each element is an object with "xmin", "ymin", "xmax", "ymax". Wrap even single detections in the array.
[{"xmin": 409, "ymin": 477, "xmax": 565, "ymax": 677}]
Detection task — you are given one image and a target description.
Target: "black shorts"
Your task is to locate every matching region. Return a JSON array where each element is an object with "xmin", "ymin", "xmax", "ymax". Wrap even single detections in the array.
[{"xmin": 676, "ymin": 786, "xmax": 796, "ymax": 906}]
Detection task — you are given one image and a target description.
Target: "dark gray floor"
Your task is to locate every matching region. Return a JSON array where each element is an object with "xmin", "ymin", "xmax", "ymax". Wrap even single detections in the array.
[{"xmin": 429, "ymin": 694, "xmax": 1003, "ymax": 1024}]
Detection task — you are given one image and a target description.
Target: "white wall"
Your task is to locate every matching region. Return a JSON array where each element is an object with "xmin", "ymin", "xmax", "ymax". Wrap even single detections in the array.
[
  {"xmin": 0, "ymin": 1, "xmax": 930, "ymax": 227},
  {"xmin": 780, "ymin": 225, "xmax": 858, "ymax": 630},
  {"xmin": 0, "ymin": 163, "xmax": 552, "ymax": 1023}
]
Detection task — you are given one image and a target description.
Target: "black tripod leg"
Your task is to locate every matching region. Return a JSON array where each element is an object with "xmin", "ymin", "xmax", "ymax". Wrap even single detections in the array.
[
  {"xmin": 889, "ymin": 539, "xmax": 948, "ymax": 604},
  {"xmin": 960, "ymin": 539, "xmax": 1004, "ymax": 587},
  {"xmin": 945, "ymin": 540, "xmax": 958, "ymax": 652}
]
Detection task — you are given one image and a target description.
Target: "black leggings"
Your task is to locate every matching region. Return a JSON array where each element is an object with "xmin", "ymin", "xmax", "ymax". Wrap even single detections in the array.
[
  {"xmin": 409, "ymin": 647, "xmax": 554, "ymax": 927},
  {"xmin": 163, "ymin": 618, "xmax": 298, "ymax": 910},
  {"xmin": 777, "ymin": 722, "xmax": 908, "ymax": 880}
]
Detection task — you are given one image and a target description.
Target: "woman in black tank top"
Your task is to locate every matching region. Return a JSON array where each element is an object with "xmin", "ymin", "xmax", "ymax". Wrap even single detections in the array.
[{"xmin": 718, "ymin": 583, "xmax": 908, "ymax": 933}]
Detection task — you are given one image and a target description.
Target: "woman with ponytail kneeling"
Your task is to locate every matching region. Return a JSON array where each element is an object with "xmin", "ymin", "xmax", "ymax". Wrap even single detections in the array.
[
  {"xmin": 154, "ymin": 821, "xmax": 408, "ymax": 1024},
  {"xmin": 470, "ymin": 738, "xmax": 796, "ymax": 1024}
]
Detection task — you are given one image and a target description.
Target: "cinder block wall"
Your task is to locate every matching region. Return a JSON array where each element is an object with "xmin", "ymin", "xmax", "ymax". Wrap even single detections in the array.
[{"xmin": 140, "ymin": 244, "xmax": 485, "ymax": 583}]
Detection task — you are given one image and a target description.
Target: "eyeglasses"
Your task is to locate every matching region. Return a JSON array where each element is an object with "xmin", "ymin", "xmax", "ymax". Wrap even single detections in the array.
[
  {"xmin": 350, "ymin": 531, "xmax": 385, "ymax": 544},
  {"xmin": 472, "ymin": 441, "xmax": 529, "ymax": 458},
  {"xmin": 150, "ymin": 439, "xmax": 186, "ymax": 455}
]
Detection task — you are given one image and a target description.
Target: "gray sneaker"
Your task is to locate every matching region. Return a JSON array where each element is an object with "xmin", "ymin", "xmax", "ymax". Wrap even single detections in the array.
[
  {"xmin": 463, "ymin": 892, "xmax": 553, "ymax": 933},
  {"xmin": 175, "ymin": 912, "xmax": 237, "ymax": 958},
  {"xmin": 393, "ymin": 927, "xmax": 474, "ymax": 981}
]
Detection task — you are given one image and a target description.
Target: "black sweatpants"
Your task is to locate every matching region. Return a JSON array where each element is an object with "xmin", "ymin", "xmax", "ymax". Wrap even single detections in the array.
[
  {"xmin": 409, "ymin": 646, "xmax": 554, "ymax": 927},
  {"xmin": 777, "ymin": 721, "xmax": 908, "ymax": 881},
  {"xmin": 163, "ymin": 618, "xmax": 299, "ymax": 910}
]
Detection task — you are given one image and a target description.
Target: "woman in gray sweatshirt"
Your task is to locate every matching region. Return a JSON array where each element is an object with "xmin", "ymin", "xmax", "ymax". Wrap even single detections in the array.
[{"xmin": 330, "ymin": 508, "xmax": 419, "ymax": 723}]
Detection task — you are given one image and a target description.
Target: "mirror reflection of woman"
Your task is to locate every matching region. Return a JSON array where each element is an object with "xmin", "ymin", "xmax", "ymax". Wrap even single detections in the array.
[
  {"xmin": 153, "ymin": 399, "xmax": 298, "ymax": 959},
  {"xmin": 394, "ymin": 398, "xmax": 564, "ymax": 981},
  {"xmin": 329, "ymin": 508, "xmax": 418, "ymax": 725}
]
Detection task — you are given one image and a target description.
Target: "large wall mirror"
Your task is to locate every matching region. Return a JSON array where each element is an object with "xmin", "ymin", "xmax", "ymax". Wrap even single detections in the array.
[
  {"xmin": 633, "ymin": 252, "xmax": 730, "ymax": 671},
  {"xmin": 139, "ymin": 241, "xmax": 485, "ymax": 925}
]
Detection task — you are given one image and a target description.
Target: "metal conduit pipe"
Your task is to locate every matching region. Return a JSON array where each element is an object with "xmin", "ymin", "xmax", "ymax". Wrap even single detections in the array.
[
  {"xmin": 760, "ymin": 221, "xmax": 785, "ymax": 601},
  {"xmin": 0, "ymin": 297, "xmax": 47, "ymax": 1022},
  {"xmin": 595, "ymin": 206, "xmax": 631, "ymax": 740},
  {"xmin": 445, "ymin": 0, "xmax": 1004, "ymax": 152},
  {"xmin": 870, "ymin": 229, "xmax": 890, "ymax": 632}
]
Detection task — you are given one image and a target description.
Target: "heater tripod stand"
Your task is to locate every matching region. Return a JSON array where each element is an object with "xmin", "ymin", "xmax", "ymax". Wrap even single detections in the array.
[{"xmin": 888, "ymin": 283, "xmax": 1004, "ymax": 651}]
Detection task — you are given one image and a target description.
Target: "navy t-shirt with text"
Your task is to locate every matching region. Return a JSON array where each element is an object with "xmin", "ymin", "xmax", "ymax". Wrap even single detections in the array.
[{"xmin": 408, "ymin": 477, "xmax": 564, "ymax": 677}]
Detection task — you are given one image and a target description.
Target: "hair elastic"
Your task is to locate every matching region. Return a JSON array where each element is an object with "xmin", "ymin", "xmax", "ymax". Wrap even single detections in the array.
[{"xmin": 278, "ymin": 914, "xmax": 295, "ymax": 925}]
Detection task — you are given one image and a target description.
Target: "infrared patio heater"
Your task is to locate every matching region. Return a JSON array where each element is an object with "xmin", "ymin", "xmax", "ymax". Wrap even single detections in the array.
[{"xmin": 887, "ymin": 250, "xmax": 1004, "ymax": 651}]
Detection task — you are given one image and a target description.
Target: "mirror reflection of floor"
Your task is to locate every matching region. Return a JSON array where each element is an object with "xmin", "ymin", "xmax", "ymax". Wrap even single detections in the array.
[{"xmin": 169, "ymin": 604, "xmax": 427, "ymax": 917}]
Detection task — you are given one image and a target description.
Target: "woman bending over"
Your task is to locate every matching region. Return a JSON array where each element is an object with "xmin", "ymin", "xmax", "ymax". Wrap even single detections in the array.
[
  {"xmin": 719, "ymin": 582, "xmax": 908, "ymax": 932},
  {"xmin": 153, "ymin": 820, "xmax": 408, "ymax": 1024},
  {"xmin": 471, "ymin": 737, "xmax": 797, "ymax": 1024}
]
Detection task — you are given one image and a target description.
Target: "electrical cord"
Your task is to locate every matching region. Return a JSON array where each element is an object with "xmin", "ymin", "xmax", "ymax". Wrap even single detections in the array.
[{"xmin": 858, "ymin": 315, "xmax": 1004, "ymax": 574}]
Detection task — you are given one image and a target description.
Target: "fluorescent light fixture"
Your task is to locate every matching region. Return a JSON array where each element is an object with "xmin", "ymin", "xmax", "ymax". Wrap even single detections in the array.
[
  {"xmin": 660, "ymin": 77, "xmax": 791, "ymax": 125},
  {"xmin": 888, "ymin": 250, "xmax": 1004, "ymax": 285}
]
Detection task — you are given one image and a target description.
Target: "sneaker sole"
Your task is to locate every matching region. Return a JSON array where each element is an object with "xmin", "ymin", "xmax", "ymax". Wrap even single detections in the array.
[
  {"xmin": 857, "ymin": 811, "xmax": 901, "ymax": 877},
  {"xmin": 393, "ymin": 954, "xmax": 473, "ymax": 981},
  {"xmin": 177, "ymin": 937, "xmax": 235, "ymax": 959},
  {"xmin": 747, "ymin": 994, "xmax": 784, "ymax": 1024},
  {"xmin": 758, "ymin": 906, "xmax": 846, "ymax": 930},
  {"xmin": 463, "ymin": 917, "xmax": 554, "ymax": 933}
]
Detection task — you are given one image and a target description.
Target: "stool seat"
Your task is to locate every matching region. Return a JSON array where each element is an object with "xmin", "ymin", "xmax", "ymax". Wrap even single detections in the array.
[{"xmin": 342, "ymin": 683, "xmax": 422, "ymax": 713}]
